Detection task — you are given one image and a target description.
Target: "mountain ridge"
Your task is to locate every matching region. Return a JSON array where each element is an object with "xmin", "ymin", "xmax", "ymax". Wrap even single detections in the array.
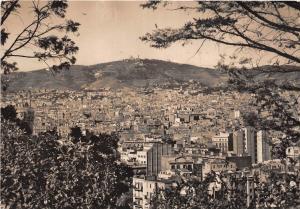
[{"xmin": 4, "ymin": 59, "xmax": 300, "ymax": 92}]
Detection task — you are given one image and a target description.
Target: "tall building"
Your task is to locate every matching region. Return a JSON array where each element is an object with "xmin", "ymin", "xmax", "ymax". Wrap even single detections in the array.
[
  {"xmin": 146, "ymin": 142, "xmax": 174, "ymax": 176},
  {"xmin": 256, "ymin": 130, "xmax": 271, "ymax": 163},
  {"xmin": 231, "ymin": 129, "xmax": 244, "ymax": 156},
  {"xmin": 243, "ymin": 127, "xmax": 257, "ymax": 164}
]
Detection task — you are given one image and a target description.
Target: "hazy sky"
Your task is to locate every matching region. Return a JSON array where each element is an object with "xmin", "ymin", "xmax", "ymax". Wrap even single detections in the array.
[{"xmin": 4, "ymin": 1, "xmax": 278, "ymax": 71}]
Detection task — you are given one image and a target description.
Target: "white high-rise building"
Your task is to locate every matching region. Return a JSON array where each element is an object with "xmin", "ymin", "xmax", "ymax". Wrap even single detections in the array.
[{"xmin": 256, "ymin": 130, "xmax": 271, "ymax": 163}]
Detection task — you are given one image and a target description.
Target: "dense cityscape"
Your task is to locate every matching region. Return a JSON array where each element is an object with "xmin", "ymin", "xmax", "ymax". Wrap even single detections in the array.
[{"xmin": 2, "ymin": 83, "xmax": 300, "ymax": 208}]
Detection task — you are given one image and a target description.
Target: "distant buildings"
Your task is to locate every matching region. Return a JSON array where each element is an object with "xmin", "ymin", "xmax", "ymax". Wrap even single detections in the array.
[{"xmin": 3, "ymin": 88, "xmax": 298, "ymax": 209}]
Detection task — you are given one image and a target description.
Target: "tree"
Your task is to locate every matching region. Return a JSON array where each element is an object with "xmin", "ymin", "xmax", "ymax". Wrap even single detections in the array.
[
  {"xmin": 255, "ymin": 172, "xmax": 300, "ymax": 209},
  {"xmin": 70, "ymin": 126, "xmax": 83, "ymax": 143},
  {"xmin": 1, "ymin": 0, "xmax": 80, "ymax": 75},
  {"xmin": 1, "ymin": 104, "xmax": 17, "ymax": 121},
  {"xmin": 150, "ymin": 172, "xmax": 249, "ymax": 209},
  {"xmin": 1, "ymin": 119, "xmax": 133, "ymax": 209},
  {"xmin": 1, "ymin": 105, "xmax": 33, "ymax": 134},
  {"xmin": 141, "ymin": 2, "xmax": 300, "ymax": 65}
]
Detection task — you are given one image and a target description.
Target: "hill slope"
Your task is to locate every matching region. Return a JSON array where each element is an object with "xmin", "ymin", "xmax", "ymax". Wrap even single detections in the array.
[{"xmin": 5, "ymin": 59, "xmax": 300, "ymax": 91}]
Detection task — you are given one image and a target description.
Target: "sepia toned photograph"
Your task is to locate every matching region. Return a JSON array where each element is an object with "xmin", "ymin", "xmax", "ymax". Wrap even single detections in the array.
[{"xmin": 1, "ymin": 1, "xmax": 300, "ymax": 209}]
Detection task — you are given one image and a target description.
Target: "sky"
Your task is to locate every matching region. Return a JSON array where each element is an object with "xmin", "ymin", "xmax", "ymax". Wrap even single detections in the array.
[{"xmin": 2, "ymin": 1, "xmax": 285, "ymax": 71}]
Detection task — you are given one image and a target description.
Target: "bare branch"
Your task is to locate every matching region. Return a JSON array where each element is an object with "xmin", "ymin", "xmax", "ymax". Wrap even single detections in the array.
[
  {"xmin": 238, "ymin": 2, "xmax": 300, "ymax": 33},
  {"xmin": 1, "ymin": 0, "xmax": 20, "ymax": 25}
]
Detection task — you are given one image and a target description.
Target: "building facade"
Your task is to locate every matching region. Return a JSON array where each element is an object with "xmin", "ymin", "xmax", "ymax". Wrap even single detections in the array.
[{"xmin": 146, "ymin": 142, "xmax": 174, "ymax": 176}]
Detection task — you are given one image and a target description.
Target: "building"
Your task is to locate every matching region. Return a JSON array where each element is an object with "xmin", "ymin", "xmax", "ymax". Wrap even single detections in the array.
[
  {"xmin": 226, "ymin": 156, "xmax": 252, "ymax": 170},
  {"xmin": 137, "ymin": 145, "xmax": 152, "ymax": 165},
  {"xmin": 256, "ymin": 130, "xmax": 271, "ymax": 163},
  {"xmin": 286, "ymin": 146, "xmax": 300, "ymax": 160},
  {"xmin": 243, "ymin": 127, "xmax": 257, "ymax": 164},
  {"xmin": 133, "ymin": 176, "xmax": 174, "ymax": 209},
  {"xmin": 230, "ymin": 129, "xmax": 244, "ymax": 156},
  {"xmin": 202, "ymin": 159, "xmax": 237, "ymax": 179},
  {"xmin": 234, "ymin": 110, "xmax": 241, "ymax": 119},
  {"xmin": 212, "ymin": 132, "xmax": 232, "ymax": 153},
  {"xmin": 147, "ymin": 142, "xmax": 174, "ymax": 176},
  {"xmin": 160, "ymin": 155, "xmax": 194, "ymax": 178},
  {"xmin": 231, "ymin": 127, "xmax": 267, "ymax": 164}
]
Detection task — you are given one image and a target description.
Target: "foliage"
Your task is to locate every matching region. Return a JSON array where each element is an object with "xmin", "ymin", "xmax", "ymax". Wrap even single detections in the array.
[
  {"xmin": 141, "ymin": 1, "xmax": 300, "ymax": 64},
  {"xmin": 149, "ymin": 171, "xmax": 300, "ymax": 209},
  {"xmin": 1, "ymin": 0, "xmax": 80, "ymax": 75},
  {"xmin": 255, "ymin": 172, "xmax": 300, "ymax": 208},
  {"xmin": 1, "ymin": 105, "xmax": 32, "ymax": 134},
  {"xmin": 70, "ymin": 126, "xmax": 83, "ymax": 142},
  {"xmin": 1, "ymin": 104, "xmax": 17, "ymax": 121},
  {"xmin": 150, "ymin": 172, "xmax": 249, "ymax": 209},
  {"xmin": 1, "ymin": 119, "xmax": 133, "ymax": 209}
]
